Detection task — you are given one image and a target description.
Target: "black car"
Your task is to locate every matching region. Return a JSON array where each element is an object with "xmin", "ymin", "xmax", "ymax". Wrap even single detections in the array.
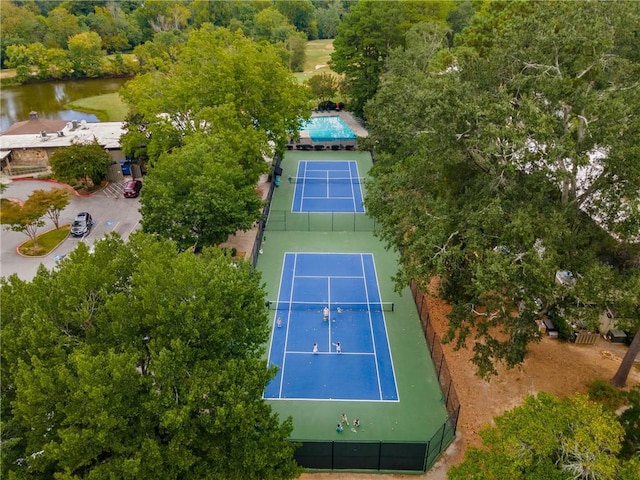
[
  {"xmin": 123, "ymin": 179, "xmax": 143, "ymax": 198},
  {"xmin": 71, "ymin": 212, "xmax": 93, "ymax": 237}
]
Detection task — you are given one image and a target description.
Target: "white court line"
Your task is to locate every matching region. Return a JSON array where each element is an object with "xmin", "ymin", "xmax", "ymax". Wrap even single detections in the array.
[
  {"xmin": 370, "ymin": 253, "xmax": 400, "ymax": 401},
  {"xmin": 287, "ymin": 351, "xmax": 375, "ymax": 356},
  {"xmin": 360, "ymin": 254, "xmax": 383, "ymax": 401},
  {"xmin": 268, "ymin": 252, "xmax": 400, "ymax": 402}
]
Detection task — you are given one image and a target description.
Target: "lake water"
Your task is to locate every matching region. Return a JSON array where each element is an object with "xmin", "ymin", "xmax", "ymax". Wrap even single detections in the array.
[{"xmin": 0, "ymin": 77, "xmax": 130, "ymax": 133}]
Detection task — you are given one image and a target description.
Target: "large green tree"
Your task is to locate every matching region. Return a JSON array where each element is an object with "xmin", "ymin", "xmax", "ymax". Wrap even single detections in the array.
[
  {"xmin": 0, "ymin": 0, "xmax": 46, "ymax": 68},
  {"xmin": 448, "ymin": 392, "xmax": 637, "ymax": 480},
  {"xmin": 364, "ymin": 2, "xmax": 640, "ymax": 379},
  {"xmin": 48, "ymin": 139, "xmax": 112, "ymax": 187},
  {"xmin": 0, "ymin": 196, "xmax": 47, "ymax": 248},
  {"xmin": 140, "ymin": 130, "xmax": 264, "ymax": 251},
  {"xmin": 120, "ymin": 25, "xmax": 311, "ymax": 163},
  {"xmin": 27, "ymin": 187, "xmax": 71, "ymax": 229},
  {"xmin": 330, "ymin": 0, "xmax": 452, "ymax": 117},
  {"xmin": 0, "ymin": 233, "xmax": 302, "ymax": 479},
  {"xmin": 67, "ymin": 31, "xmax": 104, "ymax": 77}
]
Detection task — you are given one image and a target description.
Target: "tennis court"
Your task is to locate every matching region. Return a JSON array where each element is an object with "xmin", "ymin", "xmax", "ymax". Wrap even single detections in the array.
[
  {"xmin": 291, "ymin": 160, "xmax": 365, "ymax": 213},
  {"xmin": 265, "ymin": 252, "xmax": 398, "ymax": 401},
  {"xmin": 257, "ymin": 150, "xmax": 451, "ymax": 464}
]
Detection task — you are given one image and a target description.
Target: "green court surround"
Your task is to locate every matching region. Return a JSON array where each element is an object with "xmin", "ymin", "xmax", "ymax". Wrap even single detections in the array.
[{"xmin": 257, "ymin": 151, "xmax": 448, "ymax": 444}]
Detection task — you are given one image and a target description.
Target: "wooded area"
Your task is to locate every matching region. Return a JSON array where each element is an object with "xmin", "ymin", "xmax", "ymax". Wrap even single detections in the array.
[{"xmin": 1, "ymin": 1, "xmax": 639, "ymax": 478}]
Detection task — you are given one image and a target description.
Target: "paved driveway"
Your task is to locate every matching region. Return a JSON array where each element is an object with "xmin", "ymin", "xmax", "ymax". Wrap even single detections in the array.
[{"xmin": 1, "ymin": 180, "xmax": 142, "ymax": 281}]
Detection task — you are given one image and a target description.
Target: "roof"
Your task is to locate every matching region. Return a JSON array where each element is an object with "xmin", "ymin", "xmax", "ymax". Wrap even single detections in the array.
[
  {"xmin": 3, "ymin": 117, "xmax": 69, "ymax": 136},
  {"xmin": 0, "ymin": 121, "xmax": 127, "ymax": 151}
]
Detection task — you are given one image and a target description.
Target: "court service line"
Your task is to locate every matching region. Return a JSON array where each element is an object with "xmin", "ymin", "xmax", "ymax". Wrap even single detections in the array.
[
  {"xmin": 361, "ymin": 253, "xmax": 384, "ymax": 401},
  {"xmin": 294, "ymin": 274, "xmax": 364, "ymax": 279},
  {"xmin": 304, "ymin": 196, "xmax": 354, "ymax": 200},
  {"xmin": 288, "ymin": 351, "xmax": 374, "ymax": 355}
]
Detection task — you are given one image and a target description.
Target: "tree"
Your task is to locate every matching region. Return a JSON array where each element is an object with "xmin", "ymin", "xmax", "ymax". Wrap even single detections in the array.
[
  {"xmin": 610, "ymin": 273, "xmax": 640, "ymax": 388},
  {"xmin": 253, "ymin": 7, "xmax": 296, "ymax": 43},
  {"xmin": 0, "ymin": 0, "xmax": 46, "ymax": 68},
  {"xmin": 27, "ymin": 187, "xmax": 71, "ymax": 229},
  {"xmin": 48, "ymin": 140, "xmax": 112, "ymax": 187},
  {"xmin": 0, "ymin": 233, "xmax": 303, "ymax": 479},
  {"xmin": 306, "ymin": 72, "xmax": 339, "ymax": 104},
  {"xmin": 140, "ymin": 132, "xmax": 264, "ymax": 251},
  {"xmin": 275, "ymin": 0, "xmax": 317, "ymax": 39},
  {"xmin": 43, "ymin": 6, "xmax": 83, "ymax": 49},
  {"xmin": 120, "ymin": 26, "xmax": 311, "ymax": 164},
  {"xmin": 330, "ymin": 0, "xmax": 451, "ymax": 117},
  {"xmin": 286, "ymin": 31, "xmax": 307, "ymax": 72},
  {"xmin": 315, "ymin": 1, "xmax": 343, "ymax": 39},
  {"xmin": 67, "ymin": 31, "xmax": 104, "ymax": 77},
  {"xmin": 448, "ymin": 392, "xmax": 631, "ymax": 480},
  {"xmin": 84, "ymin": 4, "xmax": 143, "ymax": 53},
  {"xmin": 364, "ymin": 2, "xmax": 640, "ymax": 378},
  {"xmin": 619, "ymin": 385, "xmax": 640, "ymax": 459},
  {"xmin": 0, "ymin": 197, "xmax": 47, "ymax": 248}
]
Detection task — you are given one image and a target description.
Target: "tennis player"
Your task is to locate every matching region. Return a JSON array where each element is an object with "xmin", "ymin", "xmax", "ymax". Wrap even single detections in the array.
[
  {"xmin": 332, "ymin": 341, "xmax": 342, "ymax": 354},
  {"xmin": 323, "ymin": 306, "xmax": 330, "ymax": 322}
]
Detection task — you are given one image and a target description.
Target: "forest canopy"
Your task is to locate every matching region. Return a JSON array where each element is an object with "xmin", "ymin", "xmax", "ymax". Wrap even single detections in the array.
[{"xmin": 363, "ymin": 0, "xmax": 640, "ymax": 380}]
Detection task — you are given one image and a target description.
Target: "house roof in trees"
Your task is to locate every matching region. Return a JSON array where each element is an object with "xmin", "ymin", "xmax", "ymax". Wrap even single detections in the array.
[
  {"xmin": 0, "ymin": 119, "xmax": 126, "ymax": 151},
  {"xmin": 3, "ymin": 115, "xmax": 69, "ymax": 136}
]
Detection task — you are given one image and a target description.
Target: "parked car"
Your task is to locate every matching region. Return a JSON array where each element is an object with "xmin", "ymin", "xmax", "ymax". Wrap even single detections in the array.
[
  {"xmin": 70, "ymin": 212, "xmax": 93, "ymax": 237},
  {"xmin": 123, "ymin": 179, "xmax": 142, "ymax": 198}
]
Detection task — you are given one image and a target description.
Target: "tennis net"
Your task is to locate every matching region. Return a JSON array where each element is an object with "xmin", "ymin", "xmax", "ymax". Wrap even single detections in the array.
[
  {"xmin": 267, "ymin": 300, "xmax": 394, "ymax": 312},
  {"xmin": 287, "ymin": 176, "xmax": 365, "ymax": 185}
]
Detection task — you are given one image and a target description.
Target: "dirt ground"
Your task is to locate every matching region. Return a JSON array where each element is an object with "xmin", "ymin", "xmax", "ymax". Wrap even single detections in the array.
[{"xmin": 298, "ymin": 282, "xmax": 640, "ymax": 480}]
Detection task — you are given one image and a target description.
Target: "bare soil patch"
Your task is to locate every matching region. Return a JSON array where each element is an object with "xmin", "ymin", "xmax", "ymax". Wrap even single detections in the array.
[
  {"xmin": 299, "ymin": 281, "xmax": 639, "ymax": 480},
  {"xmin": 0, "ymin": 68, "xmax": 17, "ymax": 79}
]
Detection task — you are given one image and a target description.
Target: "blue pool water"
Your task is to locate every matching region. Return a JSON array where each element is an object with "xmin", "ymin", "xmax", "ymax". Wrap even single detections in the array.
[{"xmin": 302, "ymin": 116, "xmax": 357, "ymax": 142}]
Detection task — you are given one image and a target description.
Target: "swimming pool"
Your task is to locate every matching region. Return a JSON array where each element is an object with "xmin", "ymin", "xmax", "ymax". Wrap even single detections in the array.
[{"xmin": 301, "ymin": 116, "xmax": 357, "ymax": 142}]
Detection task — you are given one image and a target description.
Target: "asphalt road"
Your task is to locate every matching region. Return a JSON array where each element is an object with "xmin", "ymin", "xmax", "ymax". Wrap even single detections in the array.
[{"xmin": 1, "ymin": 180, "xmax": 142, "ymax": 281}]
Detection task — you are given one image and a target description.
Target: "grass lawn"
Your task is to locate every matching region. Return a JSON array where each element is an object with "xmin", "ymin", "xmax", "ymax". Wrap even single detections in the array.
[
  {"xmin": 295, "ymin": 38, "xmax": 337, "ymax": 83},
  {"xmin": 66, "ymin": 92, "xmax": 128, "ymax": 122},
  {"xmin": 19, "ymin": 225, "xmax": 70, "ymax": 256}
]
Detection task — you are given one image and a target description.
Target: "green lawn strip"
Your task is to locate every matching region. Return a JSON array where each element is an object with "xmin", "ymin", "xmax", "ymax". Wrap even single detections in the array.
[
  {"xmin": 66, "ymin": 92, "xmax": 128, "ymax": 122},
  {"xmin": 19, "ymin": 225, "xmax": 70, "ymax": 256}
]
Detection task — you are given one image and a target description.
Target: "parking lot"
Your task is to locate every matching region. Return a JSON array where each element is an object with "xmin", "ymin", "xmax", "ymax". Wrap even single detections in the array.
[{"xmin": 1, "ymin": 179, "xmax": 142, "ymax": 281}]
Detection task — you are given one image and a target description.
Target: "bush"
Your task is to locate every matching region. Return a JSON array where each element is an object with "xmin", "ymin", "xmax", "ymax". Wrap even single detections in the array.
[{"xmin": 587, "ymin": 379, "xmax": 627, "ymax": 411}]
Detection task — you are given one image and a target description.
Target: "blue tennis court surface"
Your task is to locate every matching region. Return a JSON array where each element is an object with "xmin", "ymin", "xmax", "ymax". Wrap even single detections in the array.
[
  {"xmin": 291, "ymin": 160, "xmax": 365, "ymax": 213},
  {"xmin": 265, "ymin": 253, "xmax": 399, "ymax": 401},
  {"xmin": 302, "ymin": 116, "xmax": 357, "ymax": 142}
]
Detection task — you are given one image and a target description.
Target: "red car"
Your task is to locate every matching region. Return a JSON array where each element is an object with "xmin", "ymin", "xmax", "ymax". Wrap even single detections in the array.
[{"xmin": 123, "ymin": 179, "xmax": 142, "ymax": 198}]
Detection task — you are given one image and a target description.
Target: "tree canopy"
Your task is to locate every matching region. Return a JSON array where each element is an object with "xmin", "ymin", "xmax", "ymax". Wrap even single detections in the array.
[
  {"xmin": 0, "ymin": 233, "xmax": 302, "ymax": 480},
  {"xmin": 0, "ymin": 195, "xmax": 47, "ymax": 248},
  {"xmin": 330, "ymin": 0, "xmax": 453, "ymax": 117},
  {"xmin": 24, "ymin": 187, "xmax": 71, "ymax": 229},
  {"xmin": 120, "ymin": 25, "xmax": 312, "ymax": 164},
  {"xmin": 48, "ymin": 140, "xmax": 112, "ymax": 187},
  {"xmin": 364, "ymin": 1, "xmax": 640, "ymax": 379},
  {"xmin": 139, "ymin": 131, "xmax": 265, "ymax": 251},
  {"xmin": 448, "ymin": 392, "xmax": 637, "ymax": 480}
]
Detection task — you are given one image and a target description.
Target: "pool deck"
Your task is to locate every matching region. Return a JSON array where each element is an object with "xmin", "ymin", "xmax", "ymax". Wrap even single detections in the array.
[
  {"xmin": 221, "ymin": 111, "xmax": 367, "ymax": 256},
  {"xmin": 291, "ymin": 110, "xmax": 367, "ymax": 149}
]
